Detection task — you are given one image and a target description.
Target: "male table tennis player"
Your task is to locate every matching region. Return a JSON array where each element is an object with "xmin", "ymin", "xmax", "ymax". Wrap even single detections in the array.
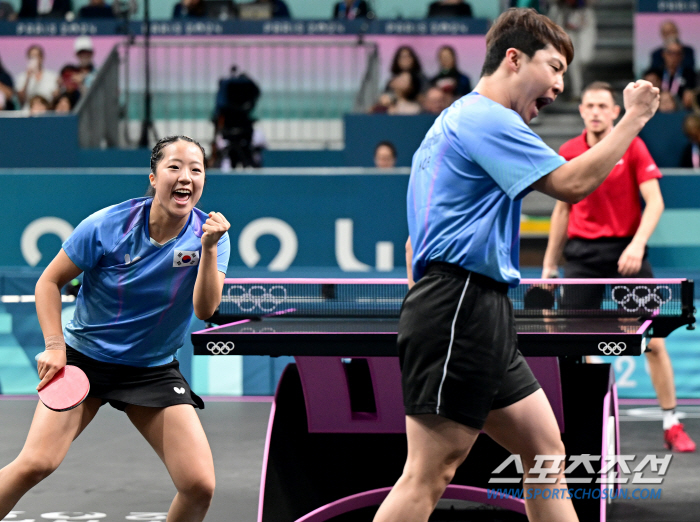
[
  {"xmin": 372, "ymin": 8, "xmax": 660, "ymax": 522},
  {"xmin": 542, "ymin": 81, "xmax": 695, "ymax": 452}
]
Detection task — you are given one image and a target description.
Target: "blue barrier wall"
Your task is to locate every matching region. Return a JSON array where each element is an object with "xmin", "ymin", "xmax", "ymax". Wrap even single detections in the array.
[{"xmin": 639, "ymin": 111, "xmax": 691, "ymax": 169}]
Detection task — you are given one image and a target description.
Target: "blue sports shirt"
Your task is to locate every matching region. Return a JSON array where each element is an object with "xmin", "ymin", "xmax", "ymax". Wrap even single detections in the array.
[
  {"xmin": 63, "ymin": 198, "xmax": 231, "ymax": 366},
  {"xmin": 408, "ymin": 93, "xmax": 566, "ymax": 286}
]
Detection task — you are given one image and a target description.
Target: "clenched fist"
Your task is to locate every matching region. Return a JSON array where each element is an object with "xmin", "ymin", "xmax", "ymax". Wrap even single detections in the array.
[
  {"xmin": 623, "ymin": 80, "xmax": 660, "ymax": 125},
  {"xmin": 201, "ymin": 211, "xmax": 230, "ymax": 249}
]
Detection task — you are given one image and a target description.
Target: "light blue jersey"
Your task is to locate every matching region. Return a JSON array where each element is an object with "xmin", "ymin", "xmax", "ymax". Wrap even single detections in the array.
[
  {"xmin": 63, "ymin": 198, "xmax": 231, "ymax": 367},
  {"xmin": 408, "ymin": 93, "xmax": 566, "ymax": 286}
]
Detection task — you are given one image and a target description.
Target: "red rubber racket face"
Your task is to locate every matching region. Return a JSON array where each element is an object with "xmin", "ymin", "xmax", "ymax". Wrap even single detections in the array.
[{"xmin": 37, "ymin": 365, "xmax": 90, "ymax": 412}]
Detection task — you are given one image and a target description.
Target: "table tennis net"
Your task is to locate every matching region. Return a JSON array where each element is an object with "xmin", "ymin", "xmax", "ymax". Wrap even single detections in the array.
[{"xmin": 217, "ymin": 280, "xmax": 690, "ymax": 319}]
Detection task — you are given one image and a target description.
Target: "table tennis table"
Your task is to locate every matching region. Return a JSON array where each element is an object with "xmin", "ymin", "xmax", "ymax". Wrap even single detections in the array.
[{"xmin": 192, "ymin": 278, "xmax": 695, "ymax": 522}]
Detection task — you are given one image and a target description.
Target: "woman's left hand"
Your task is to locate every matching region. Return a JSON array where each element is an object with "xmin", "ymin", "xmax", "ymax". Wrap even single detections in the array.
[{"xmin": 201, "ymin": 211, "xmax": 230, "ymax": 249}]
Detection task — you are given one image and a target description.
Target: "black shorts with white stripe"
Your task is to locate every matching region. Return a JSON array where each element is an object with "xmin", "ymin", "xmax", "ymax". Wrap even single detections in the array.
[{"xmin": 398, "ymin": 262, "xmax": 540, "ymax": 430}]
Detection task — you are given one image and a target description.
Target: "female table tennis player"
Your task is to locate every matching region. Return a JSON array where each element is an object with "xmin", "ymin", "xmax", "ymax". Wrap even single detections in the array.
[{"xmin": 0, "ymin": 135, "xmax": 231, "ymax": 521}]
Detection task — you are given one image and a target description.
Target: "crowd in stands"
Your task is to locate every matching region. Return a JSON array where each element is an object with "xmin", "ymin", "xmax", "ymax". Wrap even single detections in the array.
[
  {"xmin": 639, "ymin": 20, "xmax": 700, "ymax": 168},
  {"xmin": 0, "ymin": 37, "xmax": 95, "ymax": 115},
  {"xmin": 0, "ymin": 0, "xmax": 479, "ymax": 21},
  {"xmin": 370, "ymin": 45, "xmax": 469, "ymax": 116},
  {"xmin": 2, "ymin": 2, "xmax": 699, "ymax": 169}
]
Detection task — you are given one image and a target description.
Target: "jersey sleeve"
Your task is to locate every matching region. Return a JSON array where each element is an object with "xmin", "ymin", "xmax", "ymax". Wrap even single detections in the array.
[
  {"xmin": 462, "ymin": 109, "xmax": 566, "ymax": 200},
  {"xmin": 631, "ymin": 138, "xmax": 662, "ymax": 185},
  {"xmin": 216, "ymin": 232, "xmax": 231, "ymax": 274},
  {"xmin": 62, "ymin": 211, "xmax": 106, "ymax": 271}
]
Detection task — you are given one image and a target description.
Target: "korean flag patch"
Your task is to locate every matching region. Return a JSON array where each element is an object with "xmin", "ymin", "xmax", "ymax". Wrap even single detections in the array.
[{"xmin": 174, "ymin": 250, "xmax": 199, "ymax": 267}]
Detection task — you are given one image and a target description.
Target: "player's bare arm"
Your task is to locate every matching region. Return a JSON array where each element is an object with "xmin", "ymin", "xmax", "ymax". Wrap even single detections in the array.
[
  {"xmin": 618, "ymin": 178, "xmax": 665, "ymax": 276},
  {"xmin": 405, "ymin": 237, "xmax": 415, "ymax": 289},
  {"xmin": 193, "ymin": 211, "xmax": 230, "ymax": 319},
  {"xmin": 532, "ymin": 80, "xmax": 660, "ymax": 203},
  {"xmin": 34, "ymin": 249, "xmax": 82, "ymax": 389},
  {"xmin": 542, "ymin": 201, "xmax": 571, "ymax": 278}
]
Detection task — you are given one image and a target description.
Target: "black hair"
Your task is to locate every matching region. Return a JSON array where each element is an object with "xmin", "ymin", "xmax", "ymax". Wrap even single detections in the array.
[
  {"xmin": 374, "ymin": 140, "xmax": 397, "ymax": 158},
  {"xmin": 481, "ymin": 8, "xmax": 574, "ymax": 77},
  {"xmin": 390, "ymin": 45, "xmax": 423, "ymax": 76},
  {"xmin": 146, "ymin": 135, "xmax": 207, "ymax": 197}
]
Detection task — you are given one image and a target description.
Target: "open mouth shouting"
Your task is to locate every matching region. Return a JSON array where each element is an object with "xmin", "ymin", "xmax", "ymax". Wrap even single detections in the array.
[
  {"xmin": 173, "ymin": 187, "xmax": 192, "ymax": 205},
  {"xmin": 529, "ymin": 96, "xmax": 554, "ymax": 121},
  {"xmin": 536, "ymin": 97, "xmax": 554, "ymax": 112}
]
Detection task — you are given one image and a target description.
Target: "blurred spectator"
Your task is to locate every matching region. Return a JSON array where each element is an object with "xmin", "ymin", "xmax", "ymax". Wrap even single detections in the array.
[
  {"xmin": 0, "ymin": 55, "xmax": 15, "ymax": 111},
  {"xmin": 659, "ymin": 39, "xmax": 696, "ymax": 109},
  {"xmin": 512, "ymin": 0, "xmax": 550, "ymax": 14},
  {"xmin": 28, "ymin": 94, "xmax": 50, "ymax": 115},
  {"xmin": 548, "ymin": 0, "xmax": 596, "ymax": 100},
  {"xmin": 212, "ymin": 66, "xmax": 262, "ymax": 168},
  {"xmin": 427, "ymin": 0, "xmax": 472, "ymax": 18},
  {"xmin": 56, "ymin": 64, "xmax": 83, "ymax": 107},
  {"xmin": 658, "ymin": 91, "xmax": 678, "ymax": 113},
  {"xmin": 422, "ymin": 86, "xmax": 451, "ymax": 115},
  {"xmin": 74, "ymin": 36, "xmax": 96, "ymax": 89},
  {"xmin": 387, "ymin": 46, "xmax": 429, "ymax": 94},
  {"xmin": 650, "ymin": 20, "xmax": 695, "ymax": 73},
  {"xmin": 0, "ymin": 1, "xmax": 17, "ymax": 20},
  {"xmin": 333, "ymin": 0, "xmax": 373, "ymax": 20},
  {"xmin": 374, "ymin": 141, "xmax": 397, "ymax": 168},
  {"xmin": 388, "ymin": 72, "xmax": 422, "ymax": 115},
  {"xmin": 430, "ymin": 45, "xmax": 471, "ymax": 98},
  {"xmin": 681, "ymin": 113, "xmax": 700, "ymax": 169},
  {"xmin": 250, "ymin": 0, "xmax": 291, "ymax": 18},
  {"xmin": 15, "ymin": 45, "xmax": 59, "ymax": 109},
  {"xmin": 371, "ymin": 72, "xmax": 422, "ymax": 114},
  {"xmin": 642, "ymin": 68, "xmax": 663, "ymax": 90},
  {"xmin": 53, "ymin": 92, "xmax": 74, "ymax": 113},
  {"xmin": 173, "ymin": 0, "xmax": 206, "ymax": 18},
  {"xmin": 19, "ymin": 0, "xmax": 72, "ymax": 18},
  {"xmin": 79, "ymin": 0, "xmax": 115, "ymax": 18}
]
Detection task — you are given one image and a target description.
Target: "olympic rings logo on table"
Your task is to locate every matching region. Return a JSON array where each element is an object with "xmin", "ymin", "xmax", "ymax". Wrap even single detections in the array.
[
  {"xmin": 598, "ymin": 342, "xmax": 626, "ymax": 356},
  {"xmin": 207, "ymin": 342, "xmax": 235, "ymax": 355},
  {"xmin": 611, "ymin": 285, "xmax": 672, "ymax": 312},
  {"xmin": 225, "ymin": 285, "xmax": 288, "ymax": 312}
]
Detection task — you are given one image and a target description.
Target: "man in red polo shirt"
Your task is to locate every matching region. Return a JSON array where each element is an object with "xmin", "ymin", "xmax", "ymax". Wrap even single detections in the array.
[{"xmin": 542, "ymin": 81, "xmax": 696, "ymax": 452}]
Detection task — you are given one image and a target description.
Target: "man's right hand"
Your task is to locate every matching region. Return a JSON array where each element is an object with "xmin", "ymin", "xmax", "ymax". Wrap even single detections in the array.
[
  {"xmin": 541, "ymin": 266, "xmax": 559, "ymax": 279},
  {"xmin": 623, "ymin": 80, "xmax": 660, "ymax": 125}
]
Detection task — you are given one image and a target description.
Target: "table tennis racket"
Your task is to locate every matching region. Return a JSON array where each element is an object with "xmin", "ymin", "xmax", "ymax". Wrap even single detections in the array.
[
  {"xmin": 523, "ymin": 286, "xmax": 555, "ymax": 310},
  {"xmin": 37, "ymin": 365, "xmax": 90, "ymax": 412}
]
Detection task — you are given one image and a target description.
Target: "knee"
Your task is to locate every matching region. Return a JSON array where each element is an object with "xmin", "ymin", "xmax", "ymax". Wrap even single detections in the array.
[
  {"xmin": 178, "ymin": 475, "xmax": 215, "ymax": 507},
  {"xmin": 403, "ymin": 448, "xmax": 468, "ymax": 502},
  {"xmin": 15, "ymin": 455, "xmax": 61, "ymax": 485},
  {"xmin": 645, "ymin": 339, "xmax": 666, "ymax": 357}
]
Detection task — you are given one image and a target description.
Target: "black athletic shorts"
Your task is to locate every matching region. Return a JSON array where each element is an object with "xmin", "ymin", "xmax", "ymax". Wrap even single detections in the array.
[
  {"xmin": 66, "ymin": 346, "xmax": 204, "ymax": 411},
  {"xmin": 561, "ymin": 237, "xmax": 654, "ymax": 310},
  {"xmin": 398, "ymin": 262, "xmax": 540, "ymax": 430}
]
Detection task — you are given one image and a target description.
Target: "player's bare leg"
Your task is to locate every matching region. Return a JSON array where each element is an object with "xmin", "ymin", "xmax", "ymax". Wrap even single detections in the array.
[
  {"xmin": 372, "ymin": 414, "xmax": 480, "ymax": 522},
  {"xmin": 127, "ymin": 404, "xmax": 215, "ymax": 522},
  {"xmin": 484, "ymin": 389, "xmax": 579, "ymax": 522},
  {"xmin": 646, "ymin": 338, "xmax": 696, "ymax": 451},
  {"xmin": 645, "ymin": 338, "xmax": 676, "ymax": 409},
  {"xmin": 0, "ymin": 397, "xmax": 101, "ymax": 519}
]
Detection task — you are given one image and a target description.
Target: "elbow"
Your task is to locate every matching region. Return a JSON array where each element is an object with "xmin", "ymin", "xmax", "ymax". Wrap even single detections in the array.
[
  {"xmin": 194, "ymin": 309, "xmax": 215, "ymax": 321},
  {"xmin": 194, "ymin": 303, "xmax": 218, "ymax": 321},
  {"xmin": 566, "ymin": 193, "xmax": 586, "ymax": 205},
  {"xmin": 563, "ymin": 182, "xmax": 591, "ymax": 204}
]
